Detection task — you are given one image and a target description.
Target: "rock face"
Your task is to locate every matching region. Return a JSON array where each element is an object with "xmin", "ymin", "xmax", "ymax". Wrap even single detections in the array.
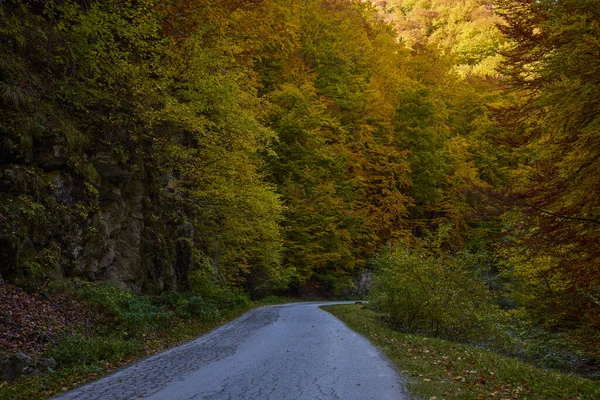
[
  {"xmin": 0, "ymin": 352, "xmax": 57, "ymax": 381},
  {"xmin": 0, "ymin": 146, "xmax": 188, "ymax": 293},
  {"xmin": 65, "ymin": 153, "xmax": 150, "ymax": 290},
  {"xmin": 340, "ymin": 270, "xmax": 373, "ymax": 298}
]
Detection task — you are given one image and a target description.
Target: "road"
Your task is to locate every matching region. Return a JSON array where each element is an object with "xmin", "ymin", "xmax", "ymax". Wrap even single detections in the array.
[{"xmin": 54, "ymin": 302, "xmax": 408, "ymax": 400}]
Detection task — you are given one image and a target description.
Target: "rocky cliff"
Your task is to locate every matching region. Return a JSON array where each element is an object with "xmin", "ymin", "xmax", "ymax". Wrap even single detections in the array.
[{"xmin": 0, "ymin": 143, "xmax": 196, "ymax": 292}]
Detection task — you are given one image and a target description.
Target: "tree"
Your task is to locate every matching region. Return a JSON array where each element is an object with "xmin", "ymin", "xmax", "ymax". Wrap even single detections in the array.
[
  {"xmin": 369, "ymin": 226, "xmax": 497, "ymax": 340},
  {"xmin": 495, "ymin": 0, "xmax": 600, "ymax": 333},
  {"xmin": 0, "ymin": 0, "xmax": 288, "ymax": 294},
  {"xmin": 259, "ymin": 0, "xmax": 415, "ymax": 293}
]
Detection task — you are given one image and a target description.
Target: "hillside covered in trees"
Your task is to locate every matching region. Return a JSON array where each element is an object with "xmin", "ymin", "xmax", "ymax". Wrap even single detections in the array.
[{"xmin": 1, "ymin": 0, "xmax": 599, "ymax": 382}]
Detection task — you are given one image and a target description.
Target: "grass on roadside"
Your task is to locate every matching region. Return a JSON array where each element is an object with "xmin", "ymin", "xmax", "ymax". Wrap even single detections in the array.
[
  {"xmin": 322, "ymin": 304, "xmax": 600, "ymax": 400},
  {"xmin": 0, "ymin": 312, "xmax": 249, "ymax": 400},
  {"xmin": 0, "ymin": 296, "xmax": 292, "ymax": 400}
]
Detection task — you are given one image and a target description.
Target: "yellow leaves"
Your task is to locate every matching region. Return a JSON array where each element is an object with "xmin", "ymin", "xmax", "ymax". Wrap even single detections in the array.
[{"xmin": 377, "ymin": 0, "xmax": 506, "ymax": 77}]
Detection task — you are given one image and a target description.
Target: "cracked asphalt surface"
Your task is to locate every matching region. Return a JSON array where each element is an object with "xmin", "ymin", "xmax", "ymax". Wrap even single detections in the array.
[{"xmin": 53, "ymin": 302, "xmax": 408, "ymax": 400}]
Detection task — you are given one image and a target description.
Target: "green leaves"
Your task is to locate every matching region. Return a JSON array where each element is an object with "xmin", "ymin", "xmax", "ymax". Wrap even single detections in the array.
[
  {"xmin": 369, "ymin": 227, "xmax": 498, "ymax": 341},
  {"xmin": 7, "ymin": 0, "xmax": 597, "ymax": 335},
  {"xmin": 496, "ymin": 0, "xmax": 600, "ymax": 332}
]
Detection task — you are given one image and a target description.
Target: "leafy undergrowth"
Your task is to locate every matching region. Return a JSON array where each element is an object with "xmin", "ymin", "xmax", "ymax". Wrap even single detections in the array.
[
  {"xmin": 0, "ymin": 314, "xmax": 252, "ymax": 400},
  {"xmin": 0, "ymin": 281, "xmax": 292, "ymax": 400},
  {"xmin": 0, "ymin": 283, "xmax": 95, "ymax": 357},
  {"xmin": 323, "ymin": 304, "xmax": 600, "ymax": 400}
]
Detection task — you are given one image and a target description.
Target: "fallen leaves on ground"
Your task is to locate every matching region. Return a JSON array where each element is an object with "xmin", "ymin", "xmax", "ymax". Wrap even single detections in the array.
[{"xmin": 0, "ymin": 282, "xmax": 94, "ymax": 356}]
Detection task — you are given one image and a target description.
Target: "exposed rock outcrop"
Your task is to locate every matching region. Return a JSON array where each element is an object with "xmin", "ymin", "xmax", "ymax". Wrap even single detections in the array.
[
  {"xmin": 0, "ymin": 146, "xmax": 190, "ymax": 293},
  {"xmin": 0, "ymin": 352, "xmax": 57, "ymax": 381}
]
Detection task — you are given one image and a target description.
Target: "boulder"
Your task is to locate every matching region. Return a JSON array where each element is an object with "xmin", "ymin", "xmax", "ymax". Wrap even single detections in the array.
[
  {"xmin": 2, "ymin": 352, "xmax": 34, "ymax": 381},
  {"xmin": 0, "ymin": 353, "xmax": 58, "ymax": 381}
]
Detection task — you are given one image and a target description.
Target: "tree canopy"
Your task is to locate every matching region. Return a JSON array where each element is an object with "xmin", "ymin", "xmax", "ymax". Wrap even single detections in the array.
[{"xmin": 1, "ymin": 0, "xmax": 599, "ymax": 349}]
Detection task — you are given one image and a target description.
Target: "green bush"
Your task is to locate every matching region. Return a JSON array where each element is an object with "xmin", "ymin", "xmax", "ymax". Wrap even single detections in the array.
[
  {"xmin": 188, "ymin": 265, "xmax": 251, "ymax": 314},
  {"xmin": 188, "ymin": 259, "xmax": 219, "ymax": 298},
  {"xmin": 191, "ymin": 285, "xmax": 252, "ymax": 312},
  {"xmin": 155, "ymin": 292, "xmax": 221, "ymax": 321},
  {"xmin": 220, "ymin": 291, "xmax": 251, "ymax": 310},
  {"xmin": 369, "ymin": 229, "xmax": 498, "ymax": 341},
  {"xmin": 48, "ymin": 335, "xmax": 141, "ymax": 368},
  {"xmin": 77, "ymin": 282, "xmax": 174, "ymax": 332},
  {"xmin": 185, "ymin": 296, "xmax": 221, "ymax": 320},
  {"xmin": 260, "ymin": 295, "xmax": 289, "ymax": 304},
  {"xmin": 491, "ymin": 311, "xmax": 597, "ymax": 375}
]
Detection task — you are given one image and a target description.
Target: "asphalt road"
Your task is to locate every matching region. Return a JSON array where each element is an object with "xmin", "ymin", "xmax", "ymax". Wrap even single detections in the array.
[{"xmin": 54, "ymin": 302, "xmax": 408, "ymax": 400}]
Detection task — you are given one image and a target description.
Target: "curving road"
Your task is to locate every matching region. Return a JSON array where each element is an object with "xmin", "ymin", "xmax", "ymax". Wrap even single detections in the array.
[{"xmin": 54, "ymin": 302, "xmax": 408, "ymax": 400}]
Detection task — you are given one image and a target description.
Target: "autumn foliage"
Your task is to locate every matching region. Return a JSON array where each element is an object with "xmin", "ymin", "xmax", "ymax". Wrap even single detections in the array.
[{"xmin": 1, "ymin": 0, "xmax": 600, "ymax": 361}]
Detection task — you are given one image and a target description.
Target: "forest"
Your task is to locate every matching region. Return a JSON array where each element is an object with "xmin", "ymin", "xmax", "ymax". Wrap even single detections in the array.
[{"xmin": 1, "ymin": 0, "xmax": 599, "ymax": 392}]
